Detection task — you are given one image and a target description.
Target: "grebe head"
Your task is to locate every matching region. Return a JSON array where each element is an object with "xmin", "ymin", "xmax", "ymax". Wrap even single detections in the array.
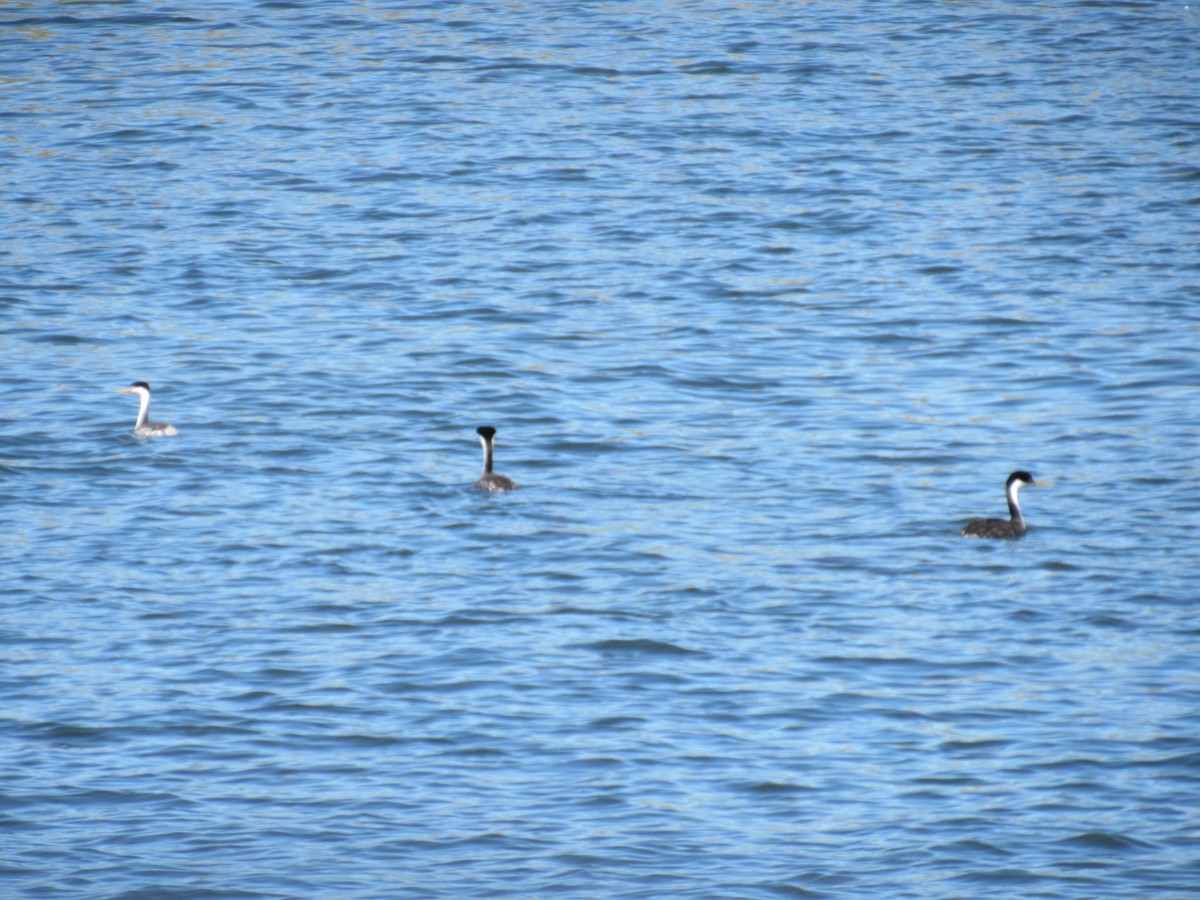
[
  {"xmin": 476, "ymin": 425, "xmax": 497, "ymax": 442},
  {"xmin": 1006, "ymin": 471, "xmax": 1052, "ymax": 496},
  {"xmin": 118, "ymin": 381, "xmax": 152, "ymax": 397}
]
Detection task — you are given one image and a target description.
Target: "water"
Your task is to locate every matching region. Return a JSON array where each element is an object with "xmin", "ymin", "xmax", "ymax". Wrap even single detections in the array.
[{"xmin": 3, "ymin": 2, "xmax": 1199, "ymax": 897}]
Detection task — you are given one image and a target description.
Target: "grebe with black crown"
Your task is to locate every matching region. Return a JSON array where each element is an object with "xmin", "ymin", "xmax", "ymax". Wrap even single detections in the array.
[
  {"xmin": 474, "ymin": 425, "xmax": 516, "ymax": 492},
  {"xmin": 960, "ymin": 471, "xmax": 1048, "ymax": 538},
  {"xmin": 118, "ymin": 381, "xmax": 178, "ymax": 437}
]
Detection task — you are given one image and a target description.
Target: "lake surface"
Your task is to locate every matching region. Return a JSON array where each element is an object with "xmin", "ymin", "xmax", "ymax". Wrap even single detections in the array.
[{"xmin": 3, "ymin": 2, "xmax": 1199, "ymax": 897}]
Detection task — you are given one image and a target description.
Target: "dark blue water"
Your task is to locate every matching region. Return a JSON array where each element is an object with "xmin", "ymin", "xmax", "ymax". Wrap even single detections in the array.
[{"xmin": 3, "ymin": 3, "xmax": 1199, "ymax": 897}]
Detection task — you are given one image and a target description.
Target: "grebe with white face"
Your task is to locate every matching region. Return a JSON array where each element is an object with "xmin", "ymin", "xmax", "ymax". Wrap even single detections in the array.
[
  {"xmin": 474, "ymin": 425, "xmax": 516, "ymax": 492},
  {"xmin": 118, "ymin": 381, "xmax": 178, "ymax": 437},
  {"xmin": 960, "ymin": 471, "xmax": 1048, "ymax": 538}
]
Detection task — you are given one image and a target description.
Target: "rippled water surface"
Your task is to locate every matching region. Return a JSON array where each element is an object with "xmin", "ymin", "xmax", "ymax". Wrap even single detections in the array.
[{"xmin": 3, "ymin": 2, "xmax": 1199, "ymax": 897}]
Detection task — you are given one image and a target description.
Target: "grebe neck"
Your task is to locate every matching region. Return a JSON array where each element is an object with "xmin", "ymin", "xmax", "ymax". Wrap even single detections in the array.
[{"xmin": 135, "ymin": 391, "xmax": 151, "ymax": 430}]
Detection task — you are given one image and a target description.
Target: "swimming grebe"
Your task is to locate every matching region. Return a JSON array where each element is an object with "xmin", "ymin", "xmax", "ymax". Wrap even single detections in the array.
[
  {"xmin": 474, "ymin": 425, "xmax": 516, "ymax": 492},
  {"xmin": 118, "ymin": 382, "xmax": 178, "ymax": 437},
  {"xmin": 960, "ymin": 471, "xmax": 1047, "ymax": 538}
]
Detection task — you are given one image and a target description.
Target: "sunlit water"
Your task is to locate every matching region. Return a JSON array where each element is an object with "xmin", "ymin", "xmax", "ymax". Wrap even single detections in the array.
[{"xmin": 3, "ymin": 2, "xmax": 1199, "ymax": 897}]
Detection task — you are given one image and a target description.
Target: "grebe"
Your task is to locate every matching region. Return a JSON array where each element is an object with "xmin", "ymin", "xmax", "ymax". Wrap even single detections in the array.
[
  {"xmin": 474, "ymin": 425, "xmax": 516, "ymax": 492},
  {"xmin": 960, "ymin": 471, "xmax": 1047, "ymax": 538},
  {"xmin": 118, "ymin": 382, "xmax": 178, "ymax": 437}
]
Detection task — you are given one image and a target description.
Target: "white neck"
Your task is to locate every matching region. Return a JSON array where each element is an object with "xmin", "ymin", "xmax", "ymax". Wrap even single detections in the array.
[
  {"xmin": 479, "ymin": 435, "xmax": 495, "ymax": 475},
  {"xmin": 1006, "ymin": 480, "xmax": 1025, "ymax": 520},
  {"xmin": 134, "ymin": 390, "xmax": 151, "ymax": 428}
]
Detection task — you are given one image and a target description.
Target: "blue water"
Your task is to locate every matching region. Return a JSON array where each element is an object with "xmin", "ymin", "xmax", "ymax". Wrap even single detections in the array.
[{"xmin": 3, "ymin": 2, "xmax": 1199, "ymax": 897}]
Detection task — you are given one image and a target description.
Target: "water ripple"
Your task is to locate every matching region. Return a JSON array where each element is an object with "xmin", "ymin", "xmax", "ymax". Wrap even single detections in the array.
[{"xmin": 2, "ymin": 2, "xmax": 1198, "ymax": 898}]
